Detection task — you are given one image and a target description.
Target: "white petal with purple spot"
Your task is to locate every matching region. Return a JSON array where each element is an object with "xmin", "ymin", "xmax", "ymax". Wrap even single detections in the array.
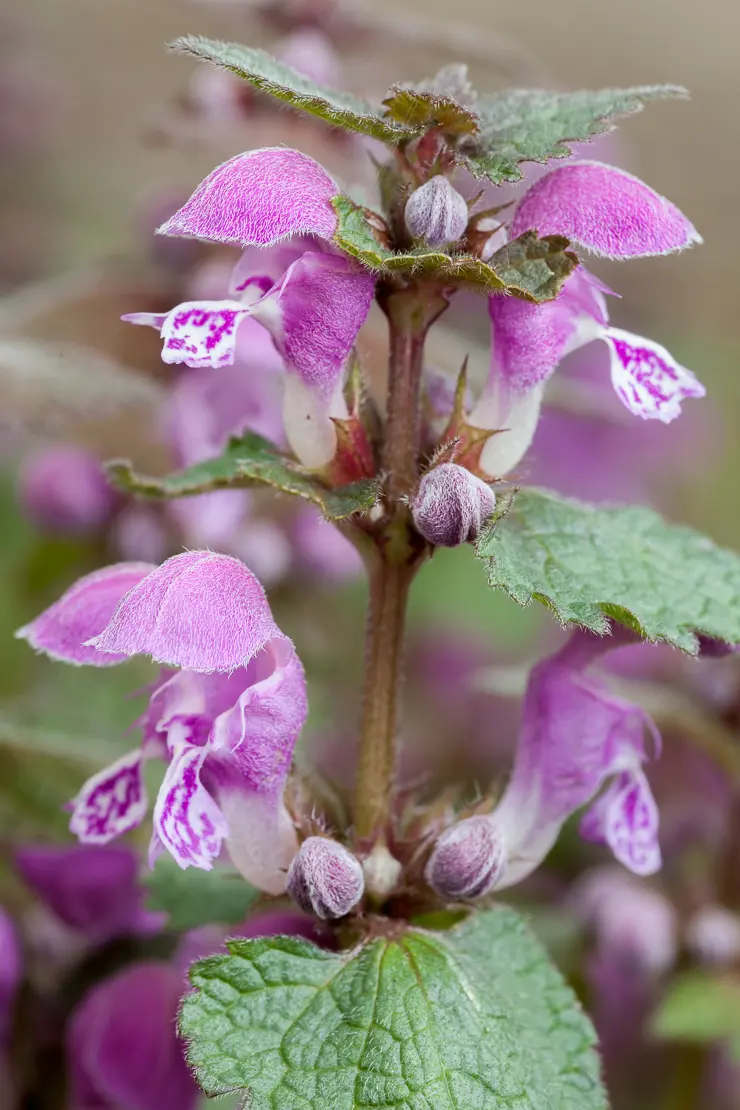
[
  {"xmin": 581, "ymin": 769, "xmax": 661, "ymax": 876},
  {"xmin": 69, "ymin": 750, "xmax": 148, "ymax": 844},
  {"xmin": 152, "ymin": 742, "xmax": 228, "ymax": 870},
  {"xmin": 123, "ymin": 301, "xmax": 249, "ymax": 369},
  {"xmin": 604, "ymin": 326, "xmax": 705, "ymax": 423}
]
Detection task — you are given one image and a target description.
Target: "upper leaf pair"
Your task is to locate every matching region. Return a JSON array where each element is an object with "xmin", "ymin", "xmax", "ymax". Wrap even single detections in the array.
[{"xmin": 174, "ymin": 36, "xmax": 685, "ymax": 185}]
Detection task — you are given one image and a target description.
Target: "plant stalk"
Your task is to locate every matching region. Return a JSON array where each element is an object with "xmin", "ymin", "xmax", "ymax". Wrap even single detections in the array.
[
  {"xmin": 354, "ymin": 557, "xmax": 414, "ymax": 841},
  {"xmin": 353, "ymin": 288, "xmax": 446, "ymax": 842}
]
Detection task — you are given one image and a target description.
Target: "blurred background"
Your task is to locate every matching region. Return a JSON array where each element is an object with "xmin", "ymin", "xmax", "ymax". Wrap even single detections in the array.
[{"xmin": 2, "ymin": 2, "xmax": 740, "ymax": 1108}]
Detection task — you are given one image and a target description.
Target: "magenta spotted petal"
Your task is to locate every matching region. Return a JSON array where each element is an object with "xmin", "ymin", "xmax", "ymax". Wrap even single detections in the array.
[
  {"xmin": 605, "ymin": 327, "xmax": 706, "ymax": 423},
  {"xmin": 157, "ymin": 147, "xmax": 339, "ymax": 247},
  {"xmin": 581, "ymin": 770, "xmax": 661, "ymax": 876},
  {"xmin": 511, "ymin": 161, "xmax": 701, "ymax": 259},
  {"xmin": 88, "ymin": 551, "xmax": 286, "ymax": 673},
  {"xmin": 151, "ymin": 742, "xmax": 229, "ymax": 871},
  {"xmin": 123, "ymin": 301, "xmax": 249, "ymax": 369},
  {"xmin": 69, "ymin": 750, "xmax": 148, "ymax": 845},
  {"xmin": 16, "ymin": 562, "xmax": 155, "ymax": 666}
]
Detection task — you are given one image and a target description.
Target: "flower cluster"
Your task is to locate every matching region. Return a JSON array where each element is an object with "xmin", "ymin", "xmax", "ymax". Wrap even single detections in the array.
[
  {"xmin": 19, "ymin": 552, "xmax": 667, "ymax": 912},
  {"xmin": 117, "ymin": 141, "xmax": 704, "ymax": 546}
]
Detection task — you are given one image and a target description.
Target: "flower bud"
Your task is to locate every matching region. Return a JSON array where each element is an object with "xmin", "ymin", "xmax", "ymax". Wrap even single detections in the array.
[
  {"xmin": 286, "ymin": 837, "xmax": 364, "ymax": 920},
  {"xmin": 425, "ymin": 815, "xmax": 506, "ymax": 900},
  {"xmin": 404, "ymin": 176, "xmax": 468, "ymax": 247},
  {"xmin": 411, "ymin": 462, "xmax": 495, "ymax": 548}
]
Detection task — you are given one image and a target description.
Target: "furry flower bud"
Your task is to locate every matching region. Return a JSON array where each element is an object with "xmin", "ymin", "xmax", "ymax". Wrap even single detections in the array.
[
  {"xmin": 425, "ymin": 815, "xmax": 506, "ymax": 900},
  {"xmin": 404, "ymin": 176, "xmax": 468, "ymax": 246},
  {"xmin": 411, "ymin": 462, "xmax": 495, "ymax": 547},
  {"xmin": 286, "ymin": 837, "xmax": 364, "ymax": 920}
]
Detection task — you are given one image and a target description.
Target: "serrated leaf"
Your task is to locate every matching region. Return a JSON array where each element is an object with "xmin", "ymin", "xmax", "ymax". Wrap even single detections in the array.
[
  {"xmin": 171, "ymin": 36, "xmax": 413, "ymax": 142},
  {"xmin": 332, "ymin": 196, "xmax": 577, "ymax": 301},
  {"xmin": 651, "ymin": 971, "xmax": 740, "ymax": 1044},
  {"xmin": 477, "ymin": 487, "xmax": 740, "ymax": 653},
  {"xmin": 461, "ymin": 85, "xmax": 688, "ymax": 184},
  {"xmin": 488, "ymin": 230, "xmax": 579, "ymax": 301},
  {"xmin": 383, "ymin": 86, "xmax": 479, "ymax": 135},
  {"xmin": 106, "ymin": 432, "xmax": 379, "ymax": 521},
  {"xmin": 144, "ymin": 857, "xmax": 259, "ymax": 932},
  {"xmin": 181, "ymin": 905, "xmax": 605, "ymax": 1108}
]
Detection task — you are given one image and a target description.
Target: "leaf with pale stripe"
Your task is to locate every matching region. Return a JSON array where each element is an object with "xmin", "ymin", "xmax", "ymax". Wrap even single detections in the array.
[{"xmin": 180, "ymin": 906, "xmax": 606, "ymax": 1109}]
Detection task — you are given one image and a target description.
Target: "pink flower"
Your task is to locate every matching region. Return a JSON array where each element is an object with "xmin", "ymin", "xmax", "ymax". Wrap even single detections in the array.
[
  {"xmin": 468, "ymin": 162, "xmax": 704, "ymax": 477},
  {"xmin": 292, "ymin": 505, "xmax": 362, "ymax": 580},
  {"xmin": 570, "ymin": 867, "xmax": 677, "ymax": 974},
  {"xmin": 275, "ymin": 28, "xmax": 342, "ymax": 88},
  {"xmin": 510, "ymin": 162, "xmax": 701, "ymax": 259},
  {"xmin": 16, "ymin": 563, "xmax": 157, "ymax": 667},
  {"xmin": 18, "ymin": 443, "xmax": 116, "ymax": 535},
  {"xmin": 125, "ymin": 148, "xmax": 375, "ymax": 467},
  {"xmin": 67, "ymin": 962, "xmax": 198, "ymax": 1110},
  {"xmin": 426, "ymin": 626, "xmax": 662, "ymax": 898},
  {"xmin": 15, "ymin": 844, "xmax": 163, "ymax": 943},
  {"xmin": 16, "ymin": 552, "xmax": 308, "ymax": 893}
]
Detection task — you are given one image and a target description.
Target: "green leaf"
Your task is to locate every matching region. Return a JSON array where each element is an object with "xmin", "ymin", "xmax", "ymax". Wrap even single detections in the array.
[
  {"xmin": 181, "ymin": 905, "xmax": 606, "ymax": 1108},
  {"xmin": 488, "ymin": 231, "xmax": 579, "ymax": 302},
  {"xmin": 106, "ymin": 432, "xmax": 379, "ymax": 522},
  {"xmin": 651, "ymin": 971, "xmax": 740, "ymax": 1044},
  {"xmin": 144, "ymin": 857, "xmax": 259, "ymax": 932},
  {"xmin": 476, "ymin": 487, "xmax": 740, "ymax": 652},
  {"xmin": 462, "ymin": 85, "xmax": 688, "ymax": 183},
  {"xmin": 171, "ymin": 37, "xmax": 412, "ymax": 142},
  {"xmin": 332, "ymin": 196, "xmax": 577, "ymax": 301},
  {"xmin": 382, "ymin": 86, "xmax": 479, "ymax": 136}
]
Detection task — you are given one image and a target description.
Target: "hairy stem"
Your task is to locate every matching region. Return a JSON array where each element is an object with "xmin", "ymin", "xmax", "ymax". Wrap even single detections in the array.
[
  {"xmin": 354, "ymin": 558, "xmax": 415, "ymax": 841},
  {"xmin": 353, "ymin": 289, "xmax": 446, "ymax": 842},
  {"xmin": 381, "ymin": 295, "xmax": 429, "ymax": 502}
]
